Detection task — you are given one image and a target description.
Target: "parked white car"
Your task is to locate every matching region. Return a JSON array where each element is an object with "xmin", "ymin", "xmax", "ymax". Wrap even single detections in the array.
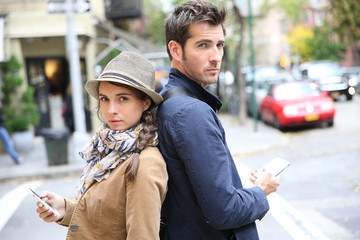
[{"xmin": 298, "ymin": 61, "xmax": 356, "ymax": 101}]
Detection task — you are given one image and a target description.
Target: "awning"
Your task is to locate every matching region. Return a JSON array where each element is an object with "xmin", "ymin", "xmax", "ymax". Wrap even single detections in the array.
[{"xmin": 96, "ymin": 20, "xmax": 168, "ymax": 61}]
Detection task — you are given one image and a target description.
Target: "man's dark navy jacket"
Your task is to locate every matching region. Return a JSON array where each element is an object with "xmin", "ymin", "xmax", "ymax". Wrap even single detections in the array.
[{"xmin": 157, "ymin": 69, "xmax": 269, "ymax": 240}]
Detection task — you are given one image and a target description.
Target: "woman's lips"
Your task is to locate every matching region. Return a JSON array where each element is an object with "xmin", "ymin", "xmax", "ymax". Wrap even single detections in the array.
[{"xmin": 110, "ymin": 120, "xmax": 122, "ymax": 124}]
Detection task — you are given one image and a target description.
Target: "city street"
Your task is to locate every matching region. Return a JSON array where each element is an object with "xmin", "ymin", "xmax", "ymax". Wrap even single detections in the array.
[
  {"xmin": 0, "ymin": 95, "xmax": 359, "ymax": 240},
  {"xmin": 1, "ymin": 0, "xmax": 359, "ymax": 239},
  {"xmin": 236, "ymin": 95, "xmax": 360, "ymax": 240}
]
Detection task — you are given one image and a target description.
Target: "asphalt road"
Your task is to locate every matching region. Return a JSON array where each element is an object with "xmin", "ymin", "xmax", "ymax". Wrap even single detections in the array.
[
  {"xmin": 238, "ymin": 95, "xmax": 360, "ymax": 240},
  {"xmin": 0, "ymin": 95, "xmax": 359, "ymax": 240}
]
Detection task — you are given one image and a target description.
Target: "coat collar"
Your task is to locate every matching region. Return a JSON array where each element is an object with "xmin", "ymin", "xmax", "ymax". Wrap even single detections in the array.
[{"xmin": 164, "ymin": 68, "xmax": 222, "ymax": 112}]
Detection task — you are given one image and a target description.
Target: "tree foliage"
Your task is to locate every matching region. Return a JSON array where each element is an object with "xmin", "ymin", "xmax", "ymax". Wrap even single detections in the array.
[
  {"xmin": 287, "ymin": 24, "xmax": 346, "ymax": 62},
  {"xmin": 286, "ymin": 25, "xmax": 313, "ymax": 61},
  {"xmin": 328, "ymin": 0, "xmax": 360, "ymax": 45},
  {"xmin": 276, "ymin": 0, "xmax": 307, "ymax": 24},
  {"xmin": 143, "ymin": 0, "xmax": 168, "ymax": 46},
  {"xmin": 143, "ymin": 0, "xmax": 233, "ymax": 46},
  {"xmin": 280, "ymin": 0, "xmax": 358, "ymax": 63},
  {"xmin": 328, "ymin": 0, "xmax": 360, "ymax": 65},
  {"xmin": 306, "ymin": 26, "xmax": 346, "ymax": 61},
  {"xmin": 0, "ymin": 55, "xmax": 40, "ymax": 132}
]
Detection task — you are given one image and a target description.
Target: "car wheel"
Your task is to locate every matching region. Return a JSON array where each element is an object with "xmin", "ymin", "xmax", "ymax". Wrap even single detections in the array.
[
  {"xmin": 346, "ymin": 93, "xmax": 353, "ymax": 101},
  {"xmin": 321, "ymin": 121, "xmax": 333, "ymax": 128},
  {"xmin": 273, "ymin": 115, "xmax": 284, "ymax": 131},
  {"xmin": 327, "ymin": 121, "xmax": 334, "ymax": 127}
]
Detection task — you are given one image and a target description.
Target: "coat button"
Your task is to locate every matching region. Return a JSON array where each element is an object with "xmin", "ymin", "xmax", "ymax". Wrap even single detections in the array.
[{"xmin": 70, "ymin": 225, "xmax": 79, "ymax": 231}]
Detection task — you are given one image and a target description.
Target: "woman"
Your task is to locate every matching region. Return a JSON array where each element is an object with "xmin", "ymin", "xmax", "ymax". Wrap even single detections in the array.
[{"xmin": 36, "ymin": 51, "xmax": 168, "ymax": 240}]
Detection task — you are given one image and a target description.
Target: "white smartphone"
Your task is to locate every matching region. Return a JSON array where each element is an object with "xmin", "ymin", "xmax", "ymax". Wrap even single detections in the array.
[
  {"xmin": 254, "ymin": 157, "xmax": 290, "ymax": 179},
  {"xmin": 24, "ymin": 185, "xmax": 60, "ymax": 217}
]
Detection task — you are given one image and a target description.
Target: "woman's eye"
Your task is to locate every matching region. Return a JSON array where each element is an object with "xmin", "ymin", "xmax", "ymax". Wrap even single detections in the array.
[
  {"xmin": 99, "ymin": 97, "xmax": 108, "ymax": 102},
  {"xmin": 120, "ymin": 96, "xmax": 128, "ymax": 101}
]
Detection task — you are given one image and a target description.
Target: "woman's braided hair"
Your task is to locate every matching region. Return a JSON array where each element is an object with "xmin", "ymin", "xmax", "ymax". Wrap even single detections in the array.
[{"xmin": 125, "ymin": 103, "xmax": 158, "ymax": 181}]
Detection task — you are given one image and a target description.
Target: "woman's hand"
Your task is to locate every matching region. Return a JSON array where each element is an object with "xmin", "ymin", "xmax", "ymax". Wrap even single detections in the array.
[{"xmin": 36, "ymin": 191, "xmax": 66, "ymax": 222}]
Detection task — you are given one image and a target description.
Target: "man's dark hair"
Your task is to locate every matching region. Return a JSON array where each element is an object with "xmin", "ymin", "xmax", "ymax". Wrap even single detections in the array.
[{"xmin": 165, "ymin": 0, "xmax": 226, "ymax": 60}]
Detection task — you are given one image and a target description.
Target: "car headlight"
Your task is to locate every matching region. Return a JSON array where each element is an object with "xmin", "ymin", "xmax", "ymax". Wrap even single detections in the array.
[
  {"xmin": 321, "ymin": 101, "xmax": 334, "ymax": 111},
  {"xmin": 283, "ymin": 105, "xmax": 298, "ymax": 116},
  {"xmin": 348, "ymin": 77, "xmax": 357, "ymax": 87},
  {"xmin": 348, "ymin": 87, "xmax": 356, "ymax": 95}
]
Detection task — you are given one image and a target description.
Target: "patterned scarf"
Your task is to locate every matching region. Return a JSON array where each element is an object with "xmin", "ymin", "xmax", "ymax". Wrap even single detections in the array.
[{"xmin": 75, "ymin": 123, "xmax": 158, "ymax": 200}]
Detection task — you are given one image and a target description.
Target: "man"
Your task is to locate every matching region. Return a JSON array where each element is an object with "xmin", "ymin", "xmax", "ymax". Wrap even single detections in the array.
[{"xmin": 157, "ymin": 1, "xmax": 280, "ymax": 239}]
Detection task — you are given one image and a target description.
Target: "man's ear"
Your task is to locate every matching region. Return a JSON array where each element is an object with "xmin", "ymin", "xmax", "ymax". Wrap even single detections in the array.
[{"xmin": 168, "ymin": 40, "xmax": 183, "ymax": 62}]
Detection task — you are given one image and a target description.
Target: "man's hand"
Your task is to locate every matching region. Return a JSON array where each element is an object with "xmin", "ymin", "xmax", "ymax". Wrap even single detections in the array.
[{"xmin": 250, "ymin": 168, "xmax": 280, "ymax": 195}]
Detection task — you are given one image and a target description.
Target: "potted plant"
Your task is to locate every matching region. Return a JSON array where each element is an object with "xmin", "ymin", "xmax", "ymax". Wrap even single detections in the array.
[{"xmin": 1, "ymin": 55, "xmax": 40, "ymax": 152}]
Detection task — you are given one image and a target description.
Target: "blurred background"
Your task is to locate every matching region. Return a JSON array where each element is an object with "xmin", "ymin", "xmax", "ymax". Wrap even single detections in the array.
[
  {"xmin": 0, "ymin": 0, "xmax": 359, "ymax": 135},
  {"xmin": 0, "ymin": 0, "xmax": 359, "ymax": 239}
]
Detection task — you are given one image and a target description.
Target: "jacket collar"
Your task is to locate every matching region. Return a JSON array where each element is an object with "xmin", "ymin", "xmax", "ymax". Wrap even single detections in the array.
[{"xmin": 164, "ymin": 68, "xmax": 222, "ymax": 112}]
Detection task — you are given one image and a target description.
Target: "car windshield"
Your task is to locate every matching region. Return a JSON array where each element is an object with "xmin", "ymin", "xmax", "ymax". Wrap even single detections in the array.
[
  {"xmin": 246, "ymin": 66, "xmax": 280, "ymax": 82},
  {"xmin": 273, "ymin": 82, "xmax": 321, "ymax": 100},
  {"xmin": 307, "ymin": 63, "xmax": 343, "ymax": 78}
]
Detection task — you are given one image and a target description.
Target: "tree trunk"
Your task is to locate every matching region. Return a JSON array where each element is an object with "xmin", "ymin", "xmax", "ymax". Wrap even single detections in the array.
[
  {"xmin": 233, "ymin": 4, "xmax": 246, "ymax": 125},
  {"xmin": 353, "ymin": 44, "xmax": 359, "ymax": 66}
]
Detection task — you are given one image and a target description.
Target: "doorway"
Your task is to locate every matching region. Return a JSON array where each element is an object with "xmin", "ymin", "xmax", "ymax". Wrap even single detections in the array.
[{"xmin": 25, "ymin": 57, "xmax": 92, "ymax": 135}]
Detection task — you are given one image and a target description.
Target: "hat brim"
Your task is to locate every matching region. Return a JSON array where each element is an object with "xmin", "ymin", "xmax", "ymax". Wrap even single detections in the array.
[{"xmin": 85, "ymin": 77, "xmax": 163, "ymax": 106}]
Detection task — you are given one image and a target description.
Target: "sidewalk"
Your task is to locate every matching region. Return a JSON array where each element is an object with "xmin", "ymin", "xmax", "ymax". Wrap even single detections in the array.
[
  {"xmin": 0, "ymin": 114, "xmax": 288, "ymax": 182},
  {"xmin": 0, "ymin": 135, "xmax": 86, "ymax": 182},
  {"xmin": 222, "ymin": 114, "xmax": 289, "ymax": 157}
]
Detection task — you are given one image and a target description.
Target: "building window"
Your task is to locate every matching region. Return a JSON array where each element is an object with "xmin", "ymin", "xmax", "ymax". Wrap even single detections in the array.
[{"xmin": 315, "ymin": 10, "xmax": 324, "ymax": 26}]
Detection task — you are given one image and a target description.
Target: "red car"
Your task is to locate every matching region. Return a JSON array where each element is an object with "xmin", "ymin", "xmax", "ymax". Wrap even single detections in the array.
[{"xmin": 260, "ymin": 81, "xmax": 335, "ymax": 130}]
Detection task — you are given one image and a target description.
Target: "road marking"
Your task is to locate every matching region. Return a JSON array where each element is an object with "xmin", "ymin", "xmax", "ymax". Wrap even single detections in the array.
[
  {"xmin": 0, "ymin": 180, "xmax": 43, "ymax": 232},
  {"xmin": 234, "ymin": 159, "xmax": 330, "ymax": 240},
  {"xmin": 267, "ymin": 193, "xmax": 330, "ymax": 240}
]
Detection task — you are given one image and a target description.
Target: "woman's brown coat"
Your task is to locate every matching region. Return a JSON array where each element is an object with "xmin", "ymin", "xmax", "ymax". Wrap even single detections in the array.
[{"xmin": 59, "ymin": 147, "xmax": 168, "ymax": 240}]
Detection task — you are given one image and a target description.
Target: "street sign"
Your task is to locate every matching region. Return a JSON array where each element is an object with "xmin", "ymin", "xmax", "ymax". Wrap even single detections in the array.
[{"xmin": 47, "ymin": 0, "xmax": 91, "ymax": 14}]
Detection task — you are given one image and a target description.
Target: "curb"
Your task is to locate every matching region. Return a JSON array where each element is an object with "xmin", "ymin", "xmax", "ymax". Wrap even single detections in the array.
[
  {"xmin": 0, "ymin": 114, "xmax": 288, "ymax": 182},
  {"xmin": 0, "ymin": 165, "xmax": 84, "ymax": 183}
]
